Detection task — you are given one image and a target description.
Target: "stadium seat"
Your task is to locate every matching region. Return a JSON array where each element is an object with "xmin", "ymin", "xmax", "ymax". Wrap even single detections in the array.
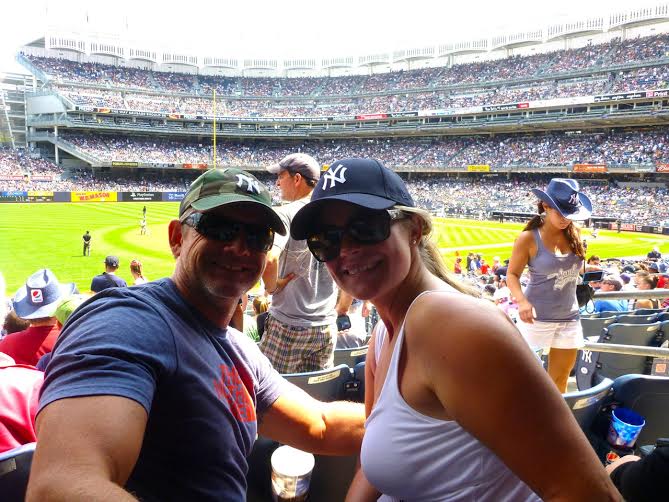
[
  {"xmin": 581, "ymin": 316, "xmax": 617, "ymax": 342},
  {"xmin": 0, "ymin": 442, "xmax": 36, "ymax": 502},
  {"xmin": 589, "ymin": 375, "xmax": 669, "ymax": 451},
  {"xmin": 658, "ymin": 312, "xmax": 669, "ymax": 323},
  {"xmin": 282, "ymin": 364, "xmax": 352, "ymax": 402},
  {"xmin": 576, "ymin": 322, "xmax": 664, "ymax": 390},
  {"xmin": 616, "ymin": 314, "xmax": 658, "ymax": 325},
  {"xmin": 633, "ymin": 308, "xmax": 665, "ymax": 316},
  {"xmin": 352, "ymin": 362, "xmax": 366, "ymax": 403},
  {"xmin": 563, "ymin": 377, "xmax": 613, "ymax": 432},
  {"xmin": 597, "ymin": 311, "xmax": 632, "ymax": 318},
  {"xmin": 333, "ymin": 345, "xmax": 368, "ymax": 368}
]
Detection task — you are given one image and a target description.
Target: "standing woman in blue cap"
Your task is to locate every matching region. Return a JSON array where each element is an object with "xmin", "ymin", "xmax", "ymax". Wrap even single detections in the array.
[
  {"xmin": 507, "ymin": 178, "xmax": 592, "ymax": 393},
  {"xmin": 292, "ymin": 162, "xmax": 617, "ymax": 501}
]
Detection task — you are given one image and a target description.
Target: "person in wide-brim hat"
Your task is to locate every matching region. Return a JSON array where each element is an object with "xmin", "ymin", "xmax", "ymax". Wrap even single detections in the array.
[
  {"xmin": 12, "ymin": 269, "xmax": 76, "ymax": 320},
  {"xmin": 530, "ymin": 178, "xmax": 592, "ymax": 221}
]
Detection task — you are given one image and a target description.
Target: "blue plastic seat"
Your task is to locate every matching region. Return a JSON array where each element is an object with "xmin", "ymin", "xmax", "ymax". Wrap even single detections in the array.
[
  {"xmin": 333, "ymin": 345, "xmax": 368, "ymax": 368},
  {"xmin": 0, "ymin": 442, "xmax": 36, "ymax": 502},
  {"xmin": 282, "ymin": 364, "xmax": 352, "ymax": 402}
]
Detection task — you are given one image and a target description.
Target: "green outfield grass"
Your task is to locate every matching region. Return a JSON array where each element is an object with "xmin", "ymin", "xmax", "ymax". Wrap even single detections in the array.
[{"xmin": 1, "ymin": 202, "xmax": 668, "ymax": 294}]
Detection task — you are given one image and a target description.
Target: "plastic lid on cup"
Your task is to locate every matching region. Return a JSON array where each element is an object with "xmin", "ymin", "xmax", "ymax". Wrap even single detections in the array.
[{"xmin": 271, "ymin": 445, "xmax": 315, "ymax": 477}]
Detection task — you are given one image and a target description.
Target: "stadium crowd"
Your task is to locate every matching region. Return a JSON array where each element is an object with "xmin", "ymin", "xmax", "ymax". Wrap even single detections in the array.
[
  {"xmin": 26, "ymin": 34, "xmax": 669, "ymax": 98},
  {"xmin": 2, "ymin": 144, "xmax": 668, "ymax": 226},
  {"xmin": 55, "ymin": 129, "xmax": 669, "ymax": 168}
]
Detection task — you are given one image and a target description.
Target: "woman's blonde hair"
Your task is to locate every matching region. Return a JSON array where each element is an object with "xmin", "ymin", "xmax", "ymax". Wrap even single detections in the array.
[{"xmin": 396, "ymin": 205, "xmax": 479, "ymax": 297}]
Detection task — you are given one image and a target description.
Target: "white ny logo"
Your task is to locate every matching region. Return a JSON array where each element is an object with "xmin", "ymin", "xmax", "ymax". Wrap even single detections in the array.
[
  {"xmin": 582, "ymin": 350, "xmax": 592, "ymax": 364},
  {"xmin": 236, "ymin": 174, "xmax": 261, "ymax": 194},
  {"xmin": 569, "ymin": 193, "xmax": 579, "ymax": 205},
  {"xmin": 322, "ymin": 164, "xmax": 347, "ymax": 190}
]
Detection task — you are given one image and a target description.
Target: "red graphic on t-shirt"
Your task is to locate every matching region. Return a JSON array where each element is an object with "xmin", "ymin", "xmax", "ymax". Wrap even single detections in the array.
[{"xmin": 213, "ymin": 364, "xmax": 256, "ymax": 423}]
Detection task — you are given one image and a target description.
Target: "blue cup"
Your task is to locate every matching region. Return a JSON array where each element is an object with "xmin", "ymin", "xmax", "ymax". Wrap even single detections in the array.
[{"xmin": 606, "ymin": 408, "xmax": 645, "ymax": 448}]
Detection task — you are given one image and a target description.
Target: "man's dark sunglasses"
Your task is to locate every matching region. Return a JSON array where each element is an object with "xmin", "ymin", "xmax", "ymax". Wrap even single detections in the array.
[
  {"xmin": 181, "ymin": 212, "xmax": 274, "ymax": 252},
  {"xmin": 306, "ymin": 209, "xmax": 406, "ymax": 262}
]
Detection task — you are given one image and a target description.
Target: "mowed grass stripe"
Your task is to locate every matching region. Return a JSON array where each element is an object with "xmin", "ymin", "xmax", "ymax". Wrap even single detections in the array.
[{"xmin": 1, "ymin": 203, "xmax": 668, "ymax": 293}]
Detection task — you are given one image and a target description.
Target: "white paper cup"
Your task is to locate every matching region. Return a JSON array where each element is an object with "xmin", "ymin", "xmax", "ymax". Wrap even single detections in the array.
[{"xmin": 270, "ymin": 445, "xmax": 315, "ymax": 501}]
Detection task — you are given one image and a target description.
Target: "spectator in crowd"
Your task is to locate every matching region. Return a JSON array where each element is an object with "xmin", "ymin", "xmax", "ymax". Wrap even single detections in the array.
[
  {"xmin": 129, "ymin": 259, "xmax": 148, "ymax": 285},
  {"xmin": 633, "ymin": 274, "xmax": 661, "ymax": 310},
  {"xmin": 26, "ymin": 168, "xmax": 365, "ymax": 501},
  {"xmin": 36, "ymin": 294, "xmax": 89, "ymax": 372},
  {"xmin": 605, "ymin": 444, "xmax": 669, "ymax": 502},
  {"xmin": 0, "ymin": 352, "xmax": 44, "ymax": 453},
  {"xmin": 335, "ymin": 298, "xmax": 369, "ymax": 349},
  {"xmin": 3, "ymin": 310, "xmax": 30, "ymax": 336},
  {"xmin": 454, "ymin": 256, "xmax": 463, "ymax": 275},
  {"xmin": 0, "ymin": 269, "xmax": 76, "ymax": 366},
  {"xmin": 508, "ymin": 179, "xmax": 592, "ymax": 393},
  {"xmin": 647, "ymin": 246, "xmax": 662, "ymax": 261},
  {"xmin": 587, "ymin": 255, "xmax": 603, "ymax": 271},
  {"xmin": 245, "ymin": 294, "xmax": 270, "ymax": 342},
  {"xmin": 82, "ymin": 230, "xmax": 91, "ymax": 256},
  {"xmin": 90, "ymin": 255, "xmax": 127, "ymax": 292},
  {"xmin": 291, "ymin": 158, "xmax": 618, "ymax": 501},
  {"xmin": 260, "ymin": 153, "xmax": 351, "ymax": 373},
  {"xmin": 592, "ymin": 277, "xmax": 628, "ymax": 313}
]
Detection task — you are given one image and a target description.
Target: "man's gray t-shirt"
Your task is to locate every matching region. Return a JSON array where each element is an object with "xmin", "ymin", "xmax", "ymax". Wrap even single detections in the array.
[{"xmin": 270, "ymin": 197, "xmax": 338, "ymax": 327}]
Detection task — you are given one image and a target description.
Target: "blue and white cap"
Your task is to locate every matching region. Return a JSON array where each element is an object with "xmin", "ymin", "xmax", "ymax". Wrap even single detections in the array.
[{"xmin": 290, "ymin": 158, "xmax": 415, "ymax": 239}]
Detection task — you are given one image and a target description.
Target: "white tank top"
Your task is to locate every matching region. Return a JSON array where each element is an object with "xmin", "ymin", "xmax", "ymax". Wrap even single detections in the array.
[{"xmin": 361, "ymin": 292, "xmax": 540, "ymax": 502}]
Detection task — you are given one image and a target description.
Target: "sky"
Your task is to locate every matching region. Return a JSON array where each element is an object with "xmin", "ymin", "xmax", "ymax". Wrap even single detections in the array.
[{"xmin": 0, "ymin": 0, "xmax": 665, "ymax": 73}]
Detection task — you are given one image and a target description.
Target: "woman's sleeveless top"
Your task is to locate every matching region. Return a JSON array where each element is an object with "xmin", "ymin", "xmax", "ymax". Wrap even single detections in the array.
[
  {"xmin": 361, "ymin": 292, "xmax": 540, "ymax": 501},
  {"xmin": 524, "ymin": 228, "xmax": 582, "ymax": 322}
]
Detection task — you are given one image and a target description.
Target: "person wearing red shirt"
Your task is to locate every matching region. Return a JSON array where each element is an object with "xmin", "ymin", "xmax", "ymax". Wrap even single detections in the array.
[
  {"xmin": 0, "ymin": 269, "xmax": 75, "ymax": 366},
  {"xmin": 0, "ymin": 352, "xmax": 44, "ymax": 453}
]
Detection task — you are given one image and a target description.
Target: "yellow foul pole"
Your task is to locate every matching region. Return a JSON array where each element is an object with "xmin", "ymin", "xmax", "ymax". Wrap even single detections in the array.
[{"xmin": 213, "ymin": 89, "xmax": 217, "ymax": 169}]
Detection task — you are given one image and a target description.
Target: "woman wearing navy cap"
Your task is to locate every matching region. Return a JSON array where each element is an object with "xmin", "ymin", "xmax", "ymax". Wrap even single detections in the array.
[
  {"xmin": 507, "ymin": 178, "xmax": 592, "ymax": 393},
  {"xmin": 292, "ymin": 162, "xmax": 617, "ymax": 501}
]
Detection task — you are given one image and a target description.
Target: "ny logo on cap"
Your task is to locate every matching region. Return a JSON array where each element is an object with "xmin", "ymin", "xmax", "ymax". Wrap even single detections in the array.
[
  {"xmin": 569, "ymin": 193, "xmax": 579, "ymax": 206},
  {"xmin": 322, "ymin": 164, "xmax": 347, "ymax": 190},
  {"xmin": 31, "ymin": 289, "xmax": 44, "ymax": 304},
  {"xmin": 235, "ymin": 173, "xmax": 261, "ymax": 194}
]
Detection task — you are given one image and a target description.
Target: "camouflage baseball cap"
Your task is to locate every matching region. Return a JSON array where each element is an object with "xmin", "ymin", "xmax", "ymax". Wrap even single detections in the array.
[{"xmin": 179, "ymin": 168, "xmax": 286, "ymax": 235}]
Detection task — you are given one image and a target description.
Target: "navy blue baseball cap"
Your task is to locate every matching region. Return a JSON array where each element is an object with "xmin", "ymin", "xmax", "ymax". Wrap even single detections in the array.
[{"xmin": 291, "ymin": 158, "xmax": 414, "ymax": 239}]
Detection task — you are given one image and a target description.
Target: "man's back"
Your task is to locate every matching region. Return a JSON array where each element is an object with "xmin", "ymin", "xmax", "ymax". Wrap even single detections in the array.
[
  {"xmin": 0, "ymin": 324, "xmax": 60, "ymax": 366},
  {"xmin": 40, "ymin": 279, "xmax": 285, "ymax": 500},
  {"xmin": 90, "ymin": 272, "xmax": 127, "ymax": 293}
]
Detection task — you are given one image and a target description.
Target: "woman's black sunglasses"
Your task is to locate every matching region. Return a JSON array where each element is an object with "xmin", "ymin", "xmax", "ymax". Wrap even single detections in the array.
[
  {"xmin": 306, "ymin": 209, "xmax": 406, "ymax": 262},
  {"xmin": 181, "ymin": 212, "xmax": 275, "ymax": 252}
]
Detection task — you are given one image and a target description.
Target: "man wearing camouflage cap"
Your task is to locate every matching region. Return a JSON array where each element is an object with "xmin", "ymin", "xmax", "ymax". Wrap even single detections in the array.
[{"xmin": 28, "ymin": 168, "xmax": 364, "ymax": 501}]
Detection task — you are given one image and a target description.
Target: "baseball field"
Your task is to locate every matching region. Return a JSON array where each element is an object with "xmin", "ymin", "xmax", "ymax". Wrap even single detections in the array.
[{"xmin": 1, "ymin": 202, "xmax": 668, "ymax": 294}]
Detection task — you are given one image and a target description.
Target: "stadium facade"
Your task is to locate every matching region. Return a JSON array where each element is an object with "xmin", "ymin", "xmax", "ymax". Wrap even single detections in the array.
[{"xmin": 0, "ymin": 3, "xmax": 668, "ymax": 231}]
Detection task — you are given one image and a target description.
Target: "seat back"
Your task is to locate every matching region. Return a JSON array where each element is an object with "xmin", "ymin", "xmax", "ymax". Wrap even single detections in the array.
[
  {"xmin": 563, "ymin": 378, "xmax": 613, "ymax": 432},
  {"xmin": 0, "ymin": 442, "xmax": 36, "ymax": 502},
  {"xmin": 576, "ymin": 322, "xmax": 664, "ymax": 390},
  {"xmin": 633, "ymin": 308, "xmax": 665, "ymax": 316},
  {"xmin": 598, "ymin": 322, "xmax": 664, "ymax": 380},
  {"xmin": 610, "ymin": 374, "xmax": 669, "ymax": 447},
  {"xmin": 581, "ymin": 316, "xmax": 617, "ymax": 342},
  {"xmin": 598, "ymin": 310, "xmax": 631, "ymax": 318},
  {"xmin": 352, "ymin": 362, "xmax": 366, "ymax": 403},
  {"xmin": 282, "ymin": 364, "xmax": 351, "ymax": 402},
  {"xmin": 658, "ymin": 312, "xmax": 669, "ymax": 323},
  {"xmin": 616, "ymin": 314, "xmax": 658, "ymax": 325},
  {"xmin": 333, "ymin": 345, "xmax": 368, "ymax": 368}
]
